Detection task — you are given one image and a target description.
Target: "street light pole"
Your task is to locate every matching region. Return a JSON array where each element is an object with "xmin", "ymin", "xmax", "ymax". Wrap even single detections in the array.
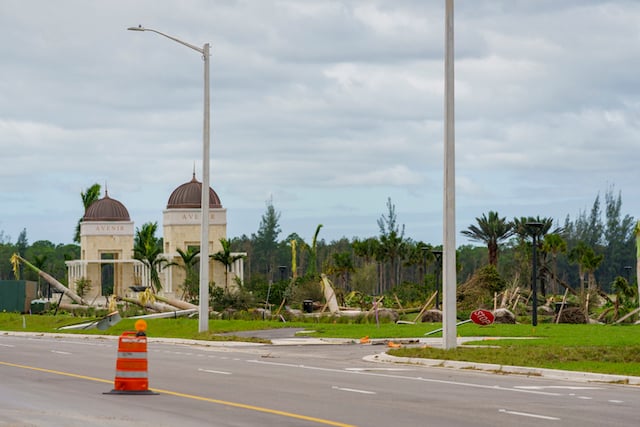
[
  {"xmin": 442, "ymin": 0, "xmax": 457, "ymax": 349},
  {"xmin": 526, "ymin": 222, "xmax": 544, "ymax": 327},
  {"xmin": 128, "ymin": 26, "xmax": 212, "ymax": 332}
]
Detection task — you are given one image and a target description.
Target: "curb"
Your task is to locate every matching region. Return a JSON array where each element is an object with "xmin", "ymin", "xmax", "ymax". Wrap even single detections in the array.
[
  {"xmin": 365, "ymin": 352, "xmax": 640, "ymax": 386},
  {"xmin": 0, "ymin": 331, "xmax": 351, "ymax": 347}
]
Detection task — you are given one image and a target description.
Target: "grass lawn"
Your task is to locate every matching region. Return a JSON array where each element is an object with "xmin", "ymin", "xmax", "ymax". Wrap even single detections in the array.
[{"xmin": 1, "ymin": 313, "xmax": 639, "ymax": 376}]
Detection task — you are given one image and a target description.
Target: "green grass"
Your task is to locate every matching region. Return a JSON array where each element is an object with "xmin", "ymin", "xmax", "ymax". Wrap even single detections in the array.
[{"xmin": 2, "ymin": 313, "xmax": 640, "ymax": 377}]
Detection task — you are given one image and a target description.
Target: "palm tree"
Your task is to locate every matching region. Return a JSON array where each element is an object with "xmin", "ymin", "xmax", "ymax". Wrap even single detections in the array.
[
  {"xmin": 568, "ymin": 241, "xmax": 603, "ymax": 293},
  {"xmin": 306, "ymin": 224, "xmax": 323, "ymax": 277},
  {"xmin": 403, "ymin": 241, "xmax": 432, "ymax": 285},
  {"xmin": 32, "ymin": 254, "xmax": 48, "ymax": 298},
  {"xmin": 541, "ymin": 233, "xmax": 567, "ymax": 295},
  {"xmin": 173, "ymin": 247, "xmax": 200, "ymax": 302},
  {"xmin": 610, "ymin": 275, "xmax": 637, "ymax": 321},
  {"xmin": 133, "ymin": 222, "xmax": 168, "ymax": 293},
  {"xmin": 461, "ymin": 211, "xmax": 514, "ymax": 267},
  {"xmin": 211, "ymin": 238, "xmax": 245, "ymax": 292},
  {"xmin": 329, "ymin": 252, "xmax": 355, "ymax": 290},
  {"xmin": 512, "ymin": 216, "xmax": 559, "ymax": 237},
  {"xmin": 74, "ymin": 183, "xmax": 101, "ymax": 243},
  {"xmin": 568, "ymin": 241, "xmax": 589, "ymax": 294},
  {"xmin": 352, "ymin": 237, "xmax": 380, "ymax": 265},
  {"xmin": 582, "ymin": 248, "xmax": 605, "ymax": 291}
]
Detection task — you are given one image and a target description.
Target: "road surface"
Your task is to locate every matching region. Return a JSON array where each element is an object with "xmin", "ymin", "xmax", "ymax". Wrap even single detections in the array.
[{"xmin": 1, "ymin": 333, "xmax": 639, "ymax": 426}]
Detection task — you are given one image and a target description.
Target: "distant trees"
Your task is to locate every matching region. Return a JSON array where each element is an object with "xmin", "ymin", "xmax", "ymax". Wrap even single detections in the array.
[
  {"xmin": 0, "ymin": 228, "xmax": 79, "ymax": 284},
  {"xmin": 563, "ymin": 186, "xmax": 636, "ymax": 293},
  {"xmin": 377, "ymin": 197, "xmax": 406, "ymax": 291},
  {"xmin": 252, "ymin": 198, "xmax": 281, "ymax": 277},
  {"xmin": 4, "ymin": 185, "xmax": 636, "ymax": 309}
]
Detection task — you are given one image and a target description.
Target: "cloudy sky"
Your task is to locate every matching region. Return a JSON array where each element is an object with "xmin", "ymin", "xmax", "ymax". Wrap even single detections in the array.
[{"xmin": 1, "ymin": 0, "xmax": 639, "ymax": 247}]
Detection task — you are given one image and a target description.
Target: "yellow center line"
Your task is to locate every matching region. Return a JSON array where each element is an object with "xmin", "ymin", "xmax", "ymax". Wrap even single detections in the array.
[{"xmin": 0, "ymin": 361, "xmax": 356, "ymax": 427}]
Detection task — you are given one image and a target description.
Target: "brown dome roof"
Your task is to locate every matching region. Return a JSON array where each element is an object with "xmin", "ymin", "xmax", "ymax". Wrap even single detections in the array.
[
  {"xmin": 167, "ymin": 173, "xmax": 222, "ymax": 209},
  {"xmin": 83, "ymin": 192, "xmax": 130, "ymax": 221}
]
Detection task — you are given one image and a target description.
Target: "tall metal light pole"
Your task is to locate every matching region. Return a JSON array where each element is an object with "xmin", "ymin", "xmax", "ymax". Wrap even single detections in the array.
[
  {"xmin": 526, "ymin": 222, "xmax": 544, "ymax": 327},
  {"xmin": 128, "ymin": 26, "xmax": 212, "ymax": 332},
  {"xmin": 442, "ymin": 0, "xmax": 457, "ymax": 349}
]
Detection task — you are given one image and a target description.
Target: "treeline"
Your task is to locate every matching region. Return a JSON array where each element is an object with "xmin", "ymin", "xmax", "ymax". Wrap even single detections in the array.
[
  {"xmin": 0, "ymin": 229, "xmax": 79, "ymax": 284},
  {"xmin": 232, "ymin": 189, "xmax": 637, "ymax": 299},
  {"xmin": 1, "ymin": 187, "xmax": 636, "ymax": 302}
]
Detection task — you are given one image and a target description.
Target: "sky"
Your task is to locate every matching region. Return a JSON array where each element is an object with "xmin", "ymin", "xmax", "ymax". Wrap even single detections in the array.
[{"xmin": 1, "ymin": 0, "xmax": 639, "ymax": 247}]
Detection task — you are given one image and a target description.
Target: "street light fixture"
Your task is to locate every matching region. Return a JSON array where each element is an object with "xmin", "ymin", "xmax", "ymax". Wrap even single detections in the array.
[
  {"xmin": 128, "ymin": 25, "xmax": 212, "ymax": 333},
  {"xmin": 526, "ymin": 222, "xmax": 544, "ymax": 327}
]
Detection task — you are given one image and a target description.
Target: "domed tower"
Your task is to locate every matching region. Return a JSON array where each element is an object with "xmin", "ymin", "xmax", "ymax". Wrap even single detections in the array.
[
  {"xmin": 71, "ymin": 190, "xmax": 135, "ymax": 299},
  {"xmin": 162, "ymin": 173, "xmax": 230, "ymax": 293}
]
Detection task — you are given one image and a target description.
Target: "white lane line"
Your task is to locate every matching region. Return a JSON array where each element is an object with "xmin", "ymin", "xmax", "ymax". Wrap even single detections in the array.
[
  {"xmin": 499, "ymin": 409, "xmax": 560, "ymax": 420},
  {"xmin": 30, "ymin": 339, "xmax": 108, "ymax": 347},
  {"xmin": 248, "ymin": 360, "xmax": 562, "ymax": 396},
  {"xmin": 331, "ymin": 386, "xmax": 376, "ymax": 395},
  {"xmin": 577, "ymin": 396, "xmax": 592, "ymax": 400},
  {"xmin": 345, "ymin": 368, "xmax": 411, "ymax": 372},
  {"xmin": 609, "ymin": 400, "xmax": 624, "ymax": 404},
  {"xmin": 198, "ymin": 368, "xmax": 232, "ymax": 375},
  {"xmin": 51, "ymin": 350, "xmax": 72, "ymax": 355},
  {"xmin": 0, "ymin": 344, "xmax": 15, "ymax": 347},
  {"xmin": 515, "ymin": 386, "xmax": 601, "ymax": 390}
]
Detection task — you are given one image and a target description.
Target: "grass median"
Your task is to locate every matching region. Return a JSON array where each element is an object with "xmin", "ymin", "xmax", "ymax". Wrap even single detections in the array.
[{"xmin": 2, "ymin": 313, "xmax": 639, "ymax": 377}]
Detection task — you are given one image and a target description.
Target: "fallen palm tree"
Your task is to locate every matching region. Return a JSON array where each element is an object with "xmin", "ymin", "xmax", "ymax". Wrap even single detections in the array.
[
  {"xmin": 116, "ymin": 288, "xmax": 197, "ymax": 313},
  {"xmin": 116, "ymin": 288, "xmax": 168, "ymax": 312},
  {"xmin": 10, "ymin": 253, "xmax": 86, "ymax": 305},
  {"xmin": 153, "ymin": 294, "xmax": 197, "ymax": 310}
]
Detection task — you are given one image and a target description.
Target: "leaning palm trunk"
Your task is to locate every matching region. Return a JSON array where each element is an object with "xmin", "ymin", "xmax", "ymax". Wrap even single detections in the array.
[
  {"xmin": 11, "ymin": 253, "xmax": 86, "ymax": 305},
  {"xmin": 153, "ymin": 294, "xmax": 197, "ymax": 310}
]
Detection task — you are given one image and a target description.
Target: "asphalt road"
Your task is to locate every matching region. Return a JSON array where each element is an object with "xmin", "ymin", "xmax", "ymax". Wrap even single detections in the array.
[{"xmin": 1, "ymin": 332, "xmax": 639, "ymax": 426}]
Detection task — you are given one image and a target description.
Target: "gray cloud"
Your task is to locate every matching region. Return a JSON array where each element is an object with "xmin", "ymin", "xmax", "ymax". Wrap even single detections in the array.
[{"xmin": 0, "ymin": 0, "xmax": 638, "ymax": 246}]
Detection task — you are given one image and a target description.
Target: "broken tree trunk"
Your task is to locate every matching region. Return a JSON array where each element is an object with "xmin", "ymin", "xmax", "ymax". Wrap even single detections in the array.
[
  {"xmin": 411, "ymin": 291, "xmax": 438, "ymax": 323},
  {"xmin": 116, "ymin": 296, "xmax": 167, "ymax": 312},
  {"xmin": 153, "ymin": 294, "xmax": 197, "ymax": 310},
  {"xmin": 11, "ymin": 254, "xmax": 86, "ymax": 305},
  {"xmin": 320, "ymin": 274, "xmax": 340, "ymax": 314}
]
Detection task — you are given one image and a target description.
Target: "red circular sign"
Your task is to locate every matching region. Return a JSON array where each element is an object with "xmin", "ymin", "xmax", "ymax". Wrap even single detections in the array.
[{"xmin": 470, "ymin": 309, "xmax": 495, "ymax": 325}]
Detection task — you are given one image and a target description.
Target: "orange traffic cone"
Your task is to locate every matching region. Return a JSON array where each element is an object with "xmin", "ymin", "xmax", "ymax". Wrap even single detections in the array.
[{"xmin": 104, "ymin": 321, "xmax": 157, "ymax": 395}]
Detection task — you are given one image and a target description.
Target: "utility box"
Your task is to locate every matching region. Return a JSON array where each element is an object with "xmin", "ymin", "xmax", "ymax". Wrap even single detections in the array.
[{"xmin": 0, "ymin": 280, "xmax": 38, "ymax": 313}]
